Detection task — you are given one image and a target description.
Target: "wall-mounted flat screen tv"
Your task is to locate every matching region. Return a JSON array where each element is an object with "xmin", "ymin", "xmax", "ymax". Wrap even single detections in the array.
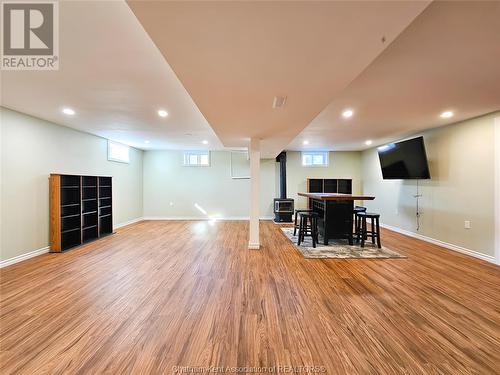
[{"xmin": 377, "ymin": 136, "xmax": 430, "ymax": 179}]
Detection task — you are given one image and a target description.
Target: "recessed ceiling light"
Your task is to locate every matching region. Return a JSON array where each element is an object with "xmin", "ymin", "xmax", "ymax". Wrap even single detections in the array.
[
  {"xmin": 202, "ymin": 140, "xmax": 208, "ymax": 145},
  {"xmin": 303, "ymin": 140, "xmax": 309, "ymax": 145},
  {"xmin": 62, "ymin": 107, "xmax": 75, "ymax": 116},
  {"xmin": 342, "ymin": 109, "xmax": 354, "ymax": 118},
  {"xmin": 144, "ymin": 140, "xmax": 150, "ymax": 144},
  {"xmin": 158, "ymin": 109, "xmax": 168, "ymax": 118},
  {"xmin": 440, "ymin": 111, "xmax": 454, "ymax": 118},
  {"xmin": 365, "ymin": 140, "xmax": 373, "ymax": 146}
]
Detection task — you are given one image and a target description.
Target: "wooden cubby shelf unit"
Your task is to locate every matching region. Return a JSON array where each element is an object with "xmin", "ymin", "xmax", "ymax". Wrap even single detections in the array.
[
  {"xmin": 50, "ymin": 174, "xmax": 113, "ymax": 252},
  {"xmin": 306, "ymin": 178, "xmax": 353, "ymax": 208}
]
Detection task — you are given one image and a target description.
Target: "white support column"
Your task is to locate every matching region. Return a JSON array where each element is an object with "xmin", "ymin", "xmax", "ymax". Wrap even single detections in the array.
[{"xmin": 248, "ymin": 138, "xmax": 260, "ymax": 249}]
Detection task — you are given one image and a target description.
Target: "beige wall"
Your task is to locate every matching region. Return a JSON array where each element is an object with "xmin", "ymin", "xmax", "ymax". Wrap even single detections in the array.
[
  {"xmin": 361, "ymin": 112, "xmax": 498, "ymax": 257},
  {"xmin": 143, "ymin": 150, "xmax": 277, "ymax": 219},
  {"xmin": 495, "ymin": 117, "xmax": 500, "ymax": 264},
  {"xmin": 0, "ymin": 108, "xmax": 144, "ymax": 261},
  {"xmin": 286, "ymin": 151, "xmax": 363, "ymax": 209},
  {"xmin": 142, "ymin": 150, "xmax": 363, "ymax": 219}
]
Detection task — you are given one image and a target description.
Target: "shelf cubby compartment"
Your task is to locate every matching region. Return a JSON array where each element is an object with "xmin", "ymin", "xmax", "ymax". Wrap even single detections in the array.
[
  {"xmin": 61, "ymin": 204, "xmax": 80, "ymax": 217},
  {"xmin": 61, "ymin": 186, "xmax": 81, "ymax": 206},
  {"xmin": 83, "ymin": 225, "xmax": 98, "ymax": 243},
  {"xmin": 99, "ymin": 186, "xmax": 112, "ymax": 200},
  {"xmin": 61, "ymin": 215, "xmax": 81, "ymax": 233},
  {"xmin": 61, "ymin": 229, "xmax": 81, "ymax": 250},
  {"xmin": 98, "ymin": 176, "xmax": 112, "ymax": 187},
  {"xmin": 82, "ymin": 176, "xmax": 97, "ymax": 187},
  {"xmin": 82, "ymin": 199, "xmax": 97, "ymax": 213},
  {"xmin": 82, "ymin": 213, "xmax": 98, "ymax": 228},
  {"xmin": 99, "ymin": 215, "xmax": 113, "ymax": 236},
  {"xmin": 324, "ymin": 179, "xmax": 338, "ymax": 193},
  {"xmin": 99, "ymin": 197, "xmax": 112, "ymax": 207},
  {"xmin": 60, "ymin": 175, "xmax": 81, "ymax": 187},
  {"xmin": 338, "ymin": 179, "xmax": 352, "ymax": 194},
  {"xmin": 83, "ymin": 186, "xmax": 97, "ymax": 200},
  {"xmin": 308, "ymin": 179, "xmax": 323, "ymax": 193},
  {"xmin": 99, "ymin": 205, "xmax": 112, "ymax": 217}
]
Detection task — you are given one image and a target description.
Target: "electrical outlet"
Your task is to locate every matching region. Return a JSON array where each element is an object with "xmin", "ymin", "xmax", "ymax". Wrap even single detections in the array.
[{"xmin": 464, "ymin": 220, "xmax": 471, "ymax": 229}]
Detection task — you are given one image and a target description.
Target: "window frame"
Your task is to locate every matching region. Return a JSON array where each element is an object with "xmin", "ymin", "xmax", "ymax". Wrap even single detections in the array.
[
  {"xmin": 183, "ymin": 150, "xmax": 211, "ymax": 167},
  {"xmin": 301, "ymin": 151, "xmax": 329, "ymax": 167},
  {"xmin": 107, "ymin": 140, "xmax": 130, "ymax": 164}
]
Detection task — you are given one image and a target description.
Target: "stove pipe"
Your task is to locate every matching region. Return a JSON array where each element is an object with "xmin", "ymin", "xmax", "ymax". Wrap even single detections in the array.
[{"xmin": 276, "ymin": 151, "xmax": 287, "ymax": 199}]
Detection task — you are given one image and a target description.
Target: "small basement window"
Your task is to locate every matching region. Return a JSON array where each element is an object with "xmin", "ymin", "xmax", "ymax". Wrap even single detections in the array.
[
  {"xmin": 184, "ymin": 151, "xmax": 210, "ymax": 166},
  {"xmin": 302, "ymin": 151, "xmax": 329, "ymax": 167},
  {"xmin": 108, "ymin": 141, "xmax": 130, "ymax": 163}
]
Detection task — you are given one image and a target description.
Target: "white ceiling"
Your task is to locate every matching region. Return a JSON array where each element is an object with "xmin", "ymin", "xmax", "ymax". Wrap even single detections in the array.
[
  {"xmin": 0, "ymin": 1, "xmax": 223, "ymax": 151},
  {"xmin": 128, "ymin": 0, "xmax": 430, "ymax": 157},
  {"xmin": 2, "ymin": 1, "xmax": 498, "ymax": 157},
  {"xmin": 288, "ymin": 1, "xmax": 500, "ymax": 151}
]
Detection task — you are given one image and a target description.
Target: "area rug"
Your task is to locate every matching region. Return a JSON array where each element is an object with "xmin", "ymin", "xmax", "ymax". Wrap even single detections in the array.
[{"xmin": 281, "ymin": 227, "xmax": 406, "ymax": 259}]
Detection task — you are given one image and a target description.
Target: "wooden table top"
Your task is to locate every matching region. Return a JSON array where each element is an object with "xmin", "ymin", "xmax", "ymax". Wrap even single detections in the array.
[{"xmin": 298, "ymin": 192, "xmax": 375, "ymax": 201}]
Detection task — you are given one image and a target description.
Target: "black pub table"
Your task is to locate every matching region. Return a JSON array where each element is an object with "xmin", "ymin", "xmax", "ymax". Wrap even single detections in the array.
[{"xmin": 298, "ymin": 193, "xmax": 375, "ymax": 245}]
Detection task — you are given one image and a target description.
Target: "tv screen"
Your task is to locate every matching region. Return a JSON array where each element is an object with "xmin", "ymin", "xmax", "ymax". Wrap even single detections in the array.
[{"xmin": 377, "ymin": 136, "xmax": 430, "ymax": 179}]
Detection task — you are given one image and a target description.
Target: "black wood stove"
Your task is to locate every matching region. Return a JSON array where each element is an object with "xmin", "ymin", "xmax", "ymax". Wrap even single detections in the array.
[{"xmin": 274, "ymin": 152, "xmax": 294, "ymax": 222}]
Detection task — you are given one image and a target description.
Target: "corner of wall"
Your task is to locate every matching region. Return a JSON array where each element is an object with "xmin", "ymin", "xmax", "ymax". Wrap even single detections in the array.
[
  {"xmin": 361, "ymin": 113, "xmax": 499, "ymax": 264},
  {"xmin": 494, "ymin": 117, "xmax": 500, "ymax": 265}
]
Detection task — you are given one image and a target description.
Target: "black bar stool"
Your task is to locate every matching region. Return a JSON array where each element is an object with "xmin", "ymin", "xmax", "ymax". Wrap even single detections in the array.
[
  {"xmin": 353, "ymin": 206, "xmax": 367, "ymax": 241},
  {"xmin": 297, "ymin": 212, "xmax": 319, "ymax": 248},
  {"xmin": 357, "ymin": 212, "xmax": 381, "ymax": 248},
  {"xmin": 293, "ymin": 209, "xmax": 313, "ymax": 236}
]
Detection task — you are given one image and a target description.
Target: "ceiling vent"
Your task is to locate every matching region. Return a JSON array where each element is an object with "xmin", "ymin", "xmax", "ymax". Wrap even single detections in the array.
[{"xmin": 272, "ymin": 96, "xmax": 287, "ymax": 109}]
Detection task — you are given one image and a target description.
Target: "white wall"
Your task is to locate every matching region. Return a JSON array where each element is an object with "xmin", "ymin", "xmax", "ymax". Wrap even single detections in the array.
[
  {"xmin": 143, "ymin": 150, "xmax": 277, "ymax": 219},
  {"xmin": 495, "ymin": 117, "xmax": 500, "ymax": 265},
  {"xmin": 286, "ymin": 151, "xmax": 363, "ymax": 209},
  {"xmin": 0, "ymin": 108, "xmax": 143, "ymax": 262},
  {"xmin": 142, "ymin": 150, "xmax": 363, "ymax": 219},
  {"xmin": 361, "ymin": 112, "xmax": 498, "ymax": 258}
]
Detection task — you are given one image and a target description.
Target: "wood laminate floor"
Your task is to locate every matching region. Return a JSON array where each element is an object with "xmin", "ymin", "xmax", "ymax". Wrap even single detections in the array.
[{"xmin": 1, "ymin": 220, "xmax": 499, "ymax": 374}]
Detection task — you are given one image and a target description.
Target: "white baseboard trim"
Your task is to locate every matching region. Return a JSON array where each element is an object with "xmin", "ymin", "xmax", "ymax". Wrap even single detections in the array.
[
  {"xmin": 143, "ymin": 216, "xmax": 274, "ymax": 221},
  {"xmin": 0, "ymin": 216, "xmax": 272, "ymax": 268},
  {"xmin": 380, "ymin": 223, "xmax": 497, "ymax": 264},
  {"xmin": 248, "ymin": 242, "xmax": 260, "ymax": 250},
  {"xmin": 0, "ymin": 246, "xmax": 50, "ymax": 268},
  {"xmin": 0, "ymin": 216, "xmax": 273, "ymax": 268},
  {"xmin": 1, "ymin": 217, "xmax": 144, "ymax": 269},
  {"xmin": 114, "ymin": 217, "xmax": 144, "ymax": 230}
]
